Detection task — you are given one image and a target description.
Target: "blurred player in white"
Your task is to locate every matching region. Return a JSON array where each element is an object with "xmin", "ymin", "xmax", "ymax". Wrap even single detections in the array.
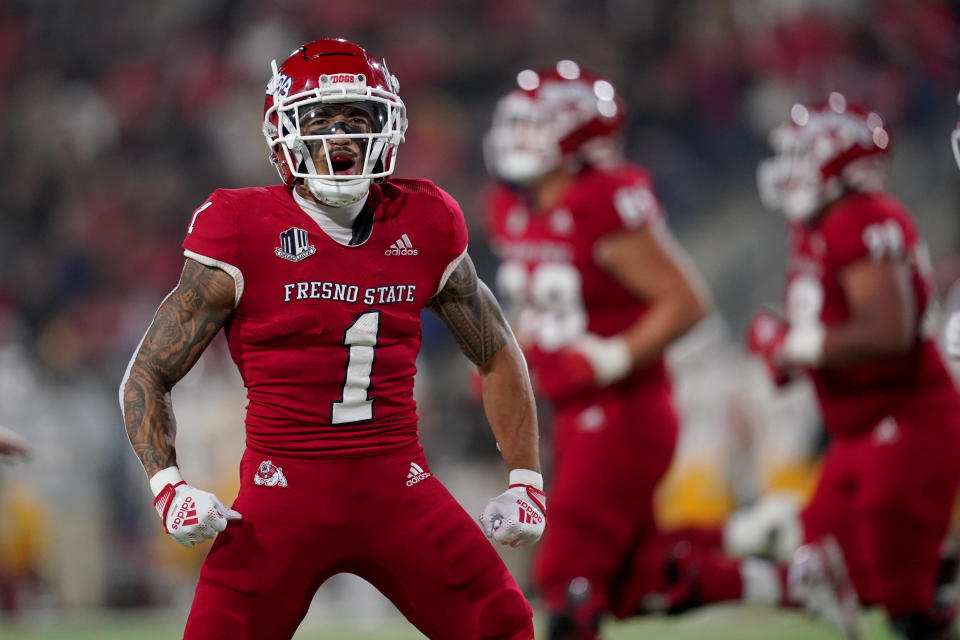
[
  {"xmin": 120, "ymin": 38, "xmax": 544, "ymax": 640},
  {"xmin": 484, "ymin": 61, "xmax": 711, "ymax": 639}
]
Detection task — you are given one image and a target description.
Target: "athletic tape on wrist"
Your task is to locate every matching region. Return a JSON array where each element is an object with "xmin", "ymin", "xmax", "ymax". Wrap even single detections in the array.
[
  {"xmin": 508, "ymin": 468, "xmax": 543, "ymax": 491},
  {"xmin": 149, "ymin": 466, "xmax": 184, "ymax": 497},
  {"xmin": 783, "ymin": 324, "xmax": 825, "ymax": 366}
]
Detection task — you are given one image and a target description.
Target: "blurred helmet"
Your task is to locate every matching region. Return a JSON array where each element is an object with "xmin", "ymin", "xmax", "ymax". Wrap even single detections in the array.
[
  {"xmin": 262, "ymin": 39, "xmax": 407, "ymax": 206},
  {"xmin": 484, "ymin": 60, "xmax": 625, "ymax": 184},
  {"xmin": 951, "ymin": 91, "xmax": 960, "ymax": 171},
  {"xmin": 757, "ymin": 92, "xmax": 891, "ymax": 222}
]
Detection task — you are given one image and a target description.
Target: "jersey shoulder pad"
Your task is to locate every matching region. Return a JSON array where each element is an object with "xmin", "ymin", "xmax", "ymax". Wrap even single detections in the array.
[
  {"xmin": 820, "ymin": 192, "xmax": 916, "ymax": 266},
  {"xmin": 382, "ymin": 177, "xmax": 468, "ymax": 272},
  {"xmin": 182, "ymin": 188, "xmax": 247, "ymax": 268},
  {"xmin": 572, "ymin": 165, "xmax": 663, "ymax": 233}
]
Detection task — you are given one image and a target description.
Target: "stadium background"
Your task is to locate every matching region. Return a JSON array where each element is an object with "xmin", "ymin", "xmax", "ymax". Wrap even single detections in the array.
[{"xmin": 0, "ymin": 0, "xmax": 957, "ymax": 637}]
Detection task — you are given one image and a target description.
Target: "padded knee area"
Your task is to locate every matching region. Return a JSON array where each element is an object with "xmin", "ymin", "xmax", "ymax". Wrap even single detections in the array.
[{"xmin": 477, "ymin": 587, "xmax": 533, "ymax": 639}]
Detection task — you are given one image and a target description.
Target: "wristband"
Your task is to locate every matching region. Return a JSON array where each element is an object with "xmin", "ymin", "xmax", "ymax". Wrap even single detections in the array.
[
  {"xmin": 150, "ymin": 466, "xmax": 184, "ymax": 497},
  {"xmin": 782, "ymin": 324, "xmax": 825, "ymax": 366},
  {"xmin": 508, "ymin": 468, "xmax": 543, "ymax": 491}
]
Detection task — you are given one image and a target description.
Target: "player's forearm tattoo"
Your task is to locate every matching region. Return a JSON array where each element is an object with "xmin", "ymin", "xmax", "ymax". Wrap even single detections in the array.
[
  {"xmin": 428, "ymin": 255, "xmax": 509, "ymax": 366},
  {"xmin": 122, "ymin": 260, "xmax": 234, "ymax": 477}
]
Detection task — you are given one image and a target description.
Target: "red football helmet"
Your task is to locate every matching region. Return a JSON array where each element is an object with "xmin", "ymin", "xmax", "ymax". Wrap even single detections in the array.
[
  {"xmin": 757, "ymin": 92, "xmax": 891, "ymax": 222},
  {"xmin": 484, "ymin": 60, "xmax": 626, "ymax": 184},
  {"xmin": 262, "ymin": 39, "xmax": 407, "ymax": 206}
]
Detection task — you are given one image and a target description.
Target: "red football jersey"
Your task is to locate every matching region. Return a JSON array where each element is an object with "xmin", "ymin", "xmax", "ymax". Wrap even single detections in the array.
[
  {"xmin": 785, "ymin": 191, "xmax": 960, "ymax": 435},
  {"xmin": 182, "ymin": 180, "xmax": 468, "ymax": 457},
  {"xmin": 486, "ymin": 164, "xmax": 669, "ymax": 407}
]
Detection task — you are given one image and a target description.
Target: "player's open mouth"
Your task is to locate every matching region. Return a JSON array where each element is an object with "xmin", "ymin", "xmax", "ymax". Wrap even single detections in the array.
[{"xmin": 330, "ymin": 152, "xmax": 357, "ymax": 175}]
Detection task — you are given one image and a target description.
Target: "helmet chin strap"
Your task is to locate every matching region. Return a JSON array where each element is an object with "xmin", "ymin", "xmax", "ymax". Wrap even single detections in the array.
[{"xmin": 306, "ymin": 176, "xmax": 371, "ymax": 207}]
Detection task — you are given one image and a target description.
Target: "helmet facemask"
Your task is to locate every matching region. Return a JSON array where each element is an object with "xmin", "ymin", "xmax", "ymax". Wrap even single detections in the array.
[
  {"xmin": 263, "ymin": 57, "xmax": 406, "ymax": 207},
  {"xmin": 757, "ymin": 125, "xmax": 841, "ymax": 222},
  {"xmin": 484, "ymin": 61, "xmax": 626, "ymax": 186},
  {"xmin": 485, "ymin": 93, "xmax": 562, "ymax": 185}
]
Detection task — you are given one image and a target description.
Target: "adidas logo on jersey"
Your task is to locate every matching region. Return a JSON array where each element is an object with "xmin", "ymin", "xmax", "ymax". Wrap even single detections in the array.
[
  {"xmin": 406, "ymin": 461, "xmax": 431, "ymax": 486},
  {"xmin": 386, "ymin": 233, "xmax": 418, "ymax": 256}
]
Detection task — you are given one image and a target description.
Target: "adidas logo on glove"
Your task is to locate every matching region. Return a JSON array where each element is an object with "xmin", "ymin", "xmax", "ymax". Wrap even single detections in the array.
[{"xmin": 170, "ymin": 496, "xmax": 199, "ymax": 531}]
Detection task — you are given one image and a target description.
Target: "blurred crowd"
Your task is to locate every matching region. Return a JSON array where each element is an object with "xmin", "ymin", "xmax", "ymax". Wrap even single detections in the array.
[{"xmin": 1, "ymin": 0, "xmax": 959, "ymax": 620}]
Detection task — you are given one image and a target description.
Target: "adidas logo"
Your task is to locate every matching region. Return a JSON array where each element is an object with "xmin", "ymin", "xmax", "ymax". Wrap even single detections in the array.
[
  {"xmin": 170, "ymin": 496, "xmax": 199, "ymax": 531},
  {"xmin": 516, "ymin": 499, "xmax": 543, "ymax": 525},
  {"xmin": 405, "ymin": 461, "xmax": 431, "ymax": 486},
  {"xmin": 385, "ymin": 233, "xmax": 418, "ymax": 256}
]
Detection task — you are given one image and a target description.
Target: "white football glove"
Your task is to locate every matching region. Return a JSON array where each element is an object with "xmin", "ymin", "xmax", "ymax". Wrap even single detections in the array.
[
  {"xmin": 151, "ymin": 467, "xmax": 241, "ymax": 548},
  {"xmin": 480, "ymin": 469, "xmax": 546, "ymax": 547},
  {"xmin": 946, "ymin": 312, "xmax": 960, "ymax": 360},
  {"xmin": 569, "ymin": 334, "xmax": 632, "ymax": 386}
]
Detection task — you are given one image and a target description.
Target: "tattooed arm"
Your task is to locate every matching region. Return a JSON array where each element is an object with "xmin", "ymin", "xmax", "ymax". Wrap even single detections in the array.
[
  {"xmin": 427, "ymin": 253, "xmax": 540, "ymax": 473},
  {"xmin": 121, "ymin": 259, "xmax": 235, "ymax": 478}
]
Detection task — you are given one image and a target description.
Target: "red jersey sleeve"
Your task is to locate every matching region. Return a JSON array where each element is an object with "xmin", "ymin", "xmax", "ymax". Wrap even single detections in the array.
[
  {"xmin": 821, "ymin": 193, "xmax": 915, "ymax": 271},
  {"xmin": 181, "ymin": 189, "xmax": 243, "ymax": 303},
  {"xmin": 432, "ymin": 186, "xmax": 470, "ymax": 295}
]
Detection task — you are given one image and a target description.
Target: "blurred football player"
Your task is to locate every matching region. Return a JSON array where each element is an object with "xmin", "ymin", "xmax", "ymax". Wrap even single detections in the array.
[
  {"xmin": 943, "ymin": 91, "xmax": 960, "ymax": 360},
  {"xmin": 120, "ymin": 38, "xmax": 544, "ymax": 640},
  {"xmin": 484, "ymin": 61, "xmax": 711, "ymax": 639},
  {"xmin": 651, "ymin": 93, "xmax": 960, "ymax": 640}
]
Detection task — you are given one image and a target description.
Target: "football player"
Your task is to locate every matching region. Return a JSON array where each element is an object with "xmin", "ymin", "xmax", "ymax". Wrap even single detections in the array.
[
  {"xmin": 483, "ymin": 61, "xmax": 712, "ymax": 639},
  {"xmin": 651, "ymin": 94, "xmax": 960, "ymax": 640},
  {"xmin": 120, "ymin": 39, "xmax": 544, "ymax": 640},
  {"xmin": 944, "ymin": 91, "xmax": 960, "ymax": 360}
]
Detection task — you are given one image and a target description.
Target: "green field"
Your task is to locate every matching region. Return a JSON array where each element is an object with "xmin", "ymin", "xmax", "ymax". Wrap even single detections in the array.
[{"xmin": 0, "ymin": 606, "xmax": 901, "ymax": 639}]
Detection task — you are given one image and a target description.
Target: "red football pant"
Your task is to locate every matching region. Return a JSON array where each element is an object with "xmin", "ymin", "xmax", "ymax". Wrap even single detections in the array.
[
  {"xmin": 183, "ymin": 444, "xmax": 533, "ymax": 640},
  {"xmin": 533, "ymin": 382, "xmax": 678, "ymax": 618},
  {"xmin": 802, "ymin": 416, "xmax": 960, "ymax": 617}
]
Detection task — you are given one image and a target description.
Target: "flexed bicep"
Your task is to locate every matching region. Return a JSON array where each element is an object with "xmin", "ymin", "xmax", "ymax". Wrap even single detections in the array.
[
  {"xmin": 121, "ymin": 258, "xmax": 236, "ymax": 476},
  {"xmin": 137, "ymin": 259, "xmax": 235, "ymax": 383}
]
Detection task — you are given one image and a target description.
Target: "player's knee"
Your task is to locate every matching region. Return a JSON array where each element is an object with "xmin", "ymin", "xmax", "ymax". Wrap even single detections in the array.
[{"xmin": 477, "ymin": 587, "xmax": 533, "ymax": 639}]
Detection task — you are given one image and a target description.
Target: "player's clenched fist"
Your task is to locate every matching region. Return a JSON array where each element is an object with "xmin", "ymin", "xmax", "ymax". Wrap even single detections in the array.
[
  {"xmin": 747, "ymin": 310, "xmax": 792, "ymax": 386},
  {"xmin": 747, "ymin": 310, "xmax": 825, "ymax": 385},
  {"xmin": 528, "ymin": 334, "xmax": 632, "ymax": 402},
  {"xmin": 747, "ymin": 310, "xmax": 788, "ymax": 358},
  {"xmin": 480, "ymin": 469, "xmax": 546, "ymax": 547},
  {"xmin": 151, "ymin": 467, "xmax": 241, "ymax": 548}
]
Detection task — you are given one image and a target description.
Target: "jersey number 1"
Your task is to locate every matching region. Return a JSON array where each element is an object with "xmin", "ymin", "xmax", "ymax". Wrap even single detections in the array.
[{"xmin": 331, "ymin": 311, "xmax": 380, "ymax": 424}]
